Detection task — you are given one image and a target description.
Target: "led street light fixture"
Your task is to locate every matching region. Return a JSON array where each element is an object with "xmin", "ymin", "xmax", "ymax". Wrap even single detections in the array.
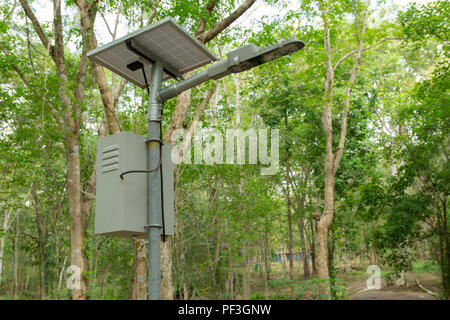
[
  {"xmin": 207, "ymin": 37, "xmax": 305, "ymax": 79},
  {"xmin": 228, "ymin": 38, "xmax": 305, "ymax": 73},
  {"xmin": 158, "ymin": 37, "xmax": 305, "ymax": 101}
]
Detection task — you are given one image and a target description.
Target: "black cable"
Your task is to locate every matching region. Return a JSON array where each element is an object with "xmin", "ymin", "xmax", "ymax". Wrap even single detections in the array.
[
  {"xmin": 142, "ymin": 67, "xmax": 150, "ymax": 98},
  {"xmin": 159, "ymin": 118, "xmax": 166, "ymax": 243},
  {"xmin": 119, "ymin": 160, "xmax": 161, "ymax": 179}
]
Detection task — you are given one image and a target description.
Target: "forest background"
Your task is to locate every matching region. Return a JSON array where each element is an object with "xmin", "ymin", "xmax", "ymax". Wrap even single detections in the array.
[{"xmin": 0, "ymin": 0, "xmax": 448, "ymax": 300}]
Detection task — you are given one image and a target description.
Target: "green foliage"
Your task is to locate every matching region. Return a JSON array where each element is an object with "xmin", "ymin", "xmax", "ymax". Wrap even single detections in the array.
[
  {"xmin": 296, "ymin": 277, "xmax": 347, "ymax": 300},
  {"xmin": 398, "ymin": 0, "xmax": 449, "ymax": 46},
  {"xmin": 0, "ymin": 0, "xmax": 447, "ymax": 300},
  {"xmin": 250, "ymin": 292, "xmax": 265, "ymax": 300},
  {"xmin": 414, "ymin": 260, "xmax": 440, "ymax": 273},
  {"xmin": 373, "ymin": 195, "xmax": 431, "ymax": 275},
  {"xmin": 269, "ymin": 278, "xmax": 293, "ymax": 290}
]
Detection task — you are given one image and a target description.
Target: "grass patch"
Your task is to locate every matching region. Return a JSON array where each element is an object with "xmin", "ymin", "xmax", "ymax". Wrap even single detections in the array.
[{"xmin": 413, "ymin": 260, "xmax": 440, "ymax": 273}]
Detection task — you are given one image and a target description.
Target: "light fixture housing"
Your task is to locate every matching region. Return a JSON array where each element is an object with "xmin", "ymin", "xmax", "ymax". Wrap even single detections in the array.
[{"xmin": 159, "ymin": 37, "xmax": 305, "ymax": 101}]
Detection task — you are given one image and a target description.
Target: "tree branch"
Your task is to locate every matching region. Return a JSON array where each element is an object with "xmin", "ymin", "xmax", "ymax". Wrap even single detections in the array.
[
  {"xmin": 24, "ymin": 16, "xmax": 36, "ymax": 73},
  {"xmin": 81, "ymin": 121, "xmax": 107, "ymax": 215},
  {"xmin": 108, "ymin": 6, "xmax": 122, "ymax": 94},
  {"xmin": 178, "ymin": 85, "xmax": 216, "ymax": 155},
  {"xmin": 100, "ymin": 10, "xmax": 115, "ymax": 38},
  {"xmin": 321, "ymin": 5, "xmax": 334, "ymax": 144},
  {"xmin": 2, "ymin": 0, "xmax": 17, "ymax": 24},
  {"xmin": 148, "ymin": 0, "xmax": 161, "ymax": 25},
  {"xmin": 75, "ymin": 0, "xmax": 121, "ymax": 135},
  {"xmin": 333, "ymin": 37, "xmax": 403, "ymax": 73},
  {"xmin": 18, "ymin": 0, "xmax": 54, "ymax": 59},
  {"xmin": 198, "ymin": 0, "xmax": 256, "ymax": 44},
  {"xmin": 75, "ymin": 2, "xmax": 98, "ymax": 105},
  {"xmin": 333, "ymin": 0, "xmax": 371, "ymax": 175},
  {"xmin": 75, "ymin": 43, "xmax": 89, "ymax": 104},
  {"xmin": 195, "ymin": 0, "xmax": 219, "ymax": 37},
  {"xmin": 52, "ymin": 0, "xmax": 77, "ymax": 134},
  {"xmin": 113, "ymin": 78, "xmax": 127, "ymax": 106},
  {"xmin": 4, "ymin": 50, "xmax": 66, "ymax": 130}
]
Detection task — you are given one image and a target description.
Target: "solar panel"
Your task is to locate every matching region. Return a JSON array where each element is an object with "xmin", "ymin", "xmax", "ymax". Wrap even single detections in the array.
[{"xmin": 88, "ymin": 17, "xmax": 217, "ymax": 88}]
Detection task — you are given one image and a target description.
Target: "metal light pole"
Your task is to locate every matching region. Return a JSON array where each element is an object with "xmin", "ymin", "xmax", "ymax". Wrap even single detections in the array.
[{"xmin": 147, "ymin": 61, "xmax": 164, "ymax": 300}]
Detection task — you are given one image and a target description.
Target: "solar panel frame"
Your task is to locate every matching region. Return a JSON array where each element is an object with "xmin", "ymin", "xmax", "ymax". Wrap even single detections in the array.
[{"xmin": 87, "ymin": 17, "xmax": 217, "ymax": 88}]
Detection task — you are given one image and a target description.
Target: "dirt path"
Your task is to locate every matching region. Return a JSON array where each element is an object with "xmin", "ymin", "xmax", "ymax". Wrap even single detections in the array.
[
  {"xmin": 348, "ymin": 279, "xmax": 437, "ymax": 300},
  {"xmin": 345, "ymin": 271, "xmax": 438, "ymax": 300},
  {"xmin": 350, "ymin": 289, "xmax": 436, "ymax": 300}
]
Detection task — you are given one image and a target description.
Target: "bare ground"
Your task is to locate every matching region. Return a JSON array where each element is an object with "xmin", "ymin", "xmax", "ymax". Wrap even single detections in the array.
[
  {"xmin": 348, "ymin": 278, "xmax": 437, "ymax": 300},
  {"xmin": 350, "ymin": 289, "xmax": 436, "ymax": 300}
]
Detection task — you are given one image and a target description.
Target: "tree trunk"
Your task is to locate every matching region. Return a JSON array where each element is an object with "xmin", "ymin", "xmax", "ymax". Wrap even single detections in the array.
[
  {"xmin": 263, "ymin": 229, "xmax": 271, "ymax": 299},
  {"xmin": 31, "ymin": 186, "xmax": 47, "ymax": 299},
  {"xmin": 131, "ymin": 239, "xmax": 147, "ymax": 300},
  {"xmin": 308, "ymin": 217, "xmax": 317, "ymax": 275},
  {"xmin": 297, "ymin": 216, "xmax": 310, "ymax": 278},
  {"xmin": 161, "ymin": 240, "xmax": 174, "ymax": 299},
  {"xmin": 442, "ymin": 198, "xmax": 449, "ymax": 299},
  {"xmin": 242, "ymin": 242, "xmax": 250, "ymax": 299},
  {"xmin": 328, "ymin": 227, "xmax": 336, "ymax": 299},
  {"xmin": 58, "ymin": 255, "xmax": 67, "ymax": 292},
  {"xmin": 24, "ymin": 266, "xmax": 30, "ymax": 293},
  {"xmin": 19, "ymin": 0, "xmax": 97, "ymax": 299},
  {"xmin": 315, "ymin": 129, "xmax": 334, "ymax": 297},
  {"xmin": 395, "ymin": 262, "xmax": 416, "ymax": 288},
  {"xmin": 343, "ymin": 239, "xmax": 350, "ymax": 274},
  {"xmin": 229, "ymin": 265, "xmax": 234, "ymax": 300},
  {"xmin": 13, "ymin": 213, "xmax": 19, "ymax": 299},
  {"xmin": 211, "ymin": 215, "xmax": 222, "ymax": 298},
  {"xmin": 280, "ymin": 247, "xmax": 287, "ymax": 278},
  {"xmin": 0, "ymin": 209, "xmax": 12, "ymax": 286},
  {"xmin": 435, "ymin": 198, "xmax": 449, "ymax": 299},
  {"xmin": 314, "ymin": 6, "xmax": 335, "ymax": 298},
  {"xmin": 66, "ymin": 134, "xmax": 88, "ymax": 300},
  {"xmin": 284, "ymin": 112, "xmax": 295, "ymax": 300},
  {"xmin": 315, "ymin": 1, "xmax": 371, "ymax": 299}
]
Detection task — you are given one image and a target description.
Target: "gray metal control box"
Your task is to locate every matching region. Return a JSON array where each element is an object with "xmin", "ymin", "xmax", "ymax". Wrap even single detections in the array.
[{"xmin": 95, "ymin": 131, "xmax": 174, "ymax": 238}]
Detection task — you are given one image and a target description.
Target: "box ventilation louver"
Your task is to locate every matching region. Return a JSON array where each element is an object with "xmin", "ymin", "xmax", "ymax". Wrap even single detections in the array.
[{"xmin": 102, "ymin": 144, "xmax": 119, "ymax": 173}]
